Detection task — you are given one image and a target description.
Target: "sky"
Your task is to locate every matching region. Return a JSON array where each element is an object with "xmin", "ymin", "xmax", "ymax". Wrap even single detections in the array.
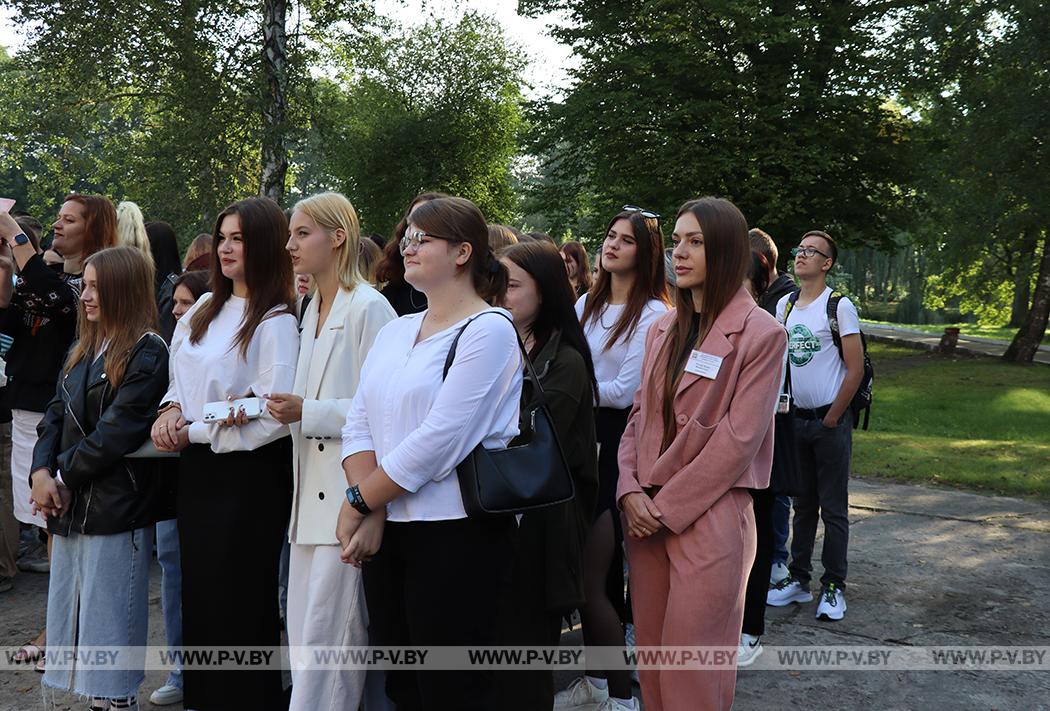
[{"xmin": 0, "ymin": 0, "xmax": 577, "ymax": 100}]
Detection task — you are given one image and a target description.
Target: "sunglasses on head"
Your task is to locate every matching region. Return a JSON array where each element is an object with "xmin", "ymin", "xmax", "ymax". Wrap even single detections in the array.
[{"xmin": 622, "ymin": 205, "xmax": 660, "ymax": 220}]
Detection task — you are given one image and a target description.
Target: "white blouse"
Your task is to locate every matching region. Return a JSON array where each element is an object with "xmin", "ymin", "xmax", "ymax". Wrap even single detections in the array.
[
  {"xmin": 165, "ymin": 293, "xmax": 300, "ymax": 453},
  {"xmin": 341, "ymin": 308, "xmax": 522, "ymax": 522},
  {"xmin": 575, "ymin": 294, "xmax": 669, "ymax": 410}
]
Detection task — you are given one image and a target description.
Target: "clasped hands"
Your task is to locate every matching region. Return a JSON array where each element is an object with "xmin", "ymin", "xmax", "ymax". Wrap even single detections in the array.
[
  {"xmin": 620, "ymin": 491, "xmax": 666, "ymax": 539},
  {"xmin": 29, "ymin": 468, "xmax": 71, "ymax": 518},
  {"xmin": 151, "ymin": 395, "xmax": 253, "ymax": 452},
  {"xmin": 336, "ymin": 499, "xmax": 384, "ymax": 568}
]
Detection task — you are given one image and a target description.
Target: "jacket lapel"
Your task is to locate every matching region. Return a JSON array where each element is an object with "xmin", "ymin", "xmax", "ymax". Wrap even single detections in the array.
[{"xmin": 305, "ymin": 287, "xmax": 351, "ymax": 401}]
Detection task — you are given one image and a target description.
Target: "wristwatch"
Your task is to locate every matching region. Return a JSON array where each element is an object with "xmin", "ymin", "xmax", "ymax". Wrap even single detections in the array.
[
  {"xmin": 345, "ymin": 484, "xmax": 372, "ymax": 515},
  {"xmin": 10, "ymin": 233, "xmax": 28, "ymax": 246}
]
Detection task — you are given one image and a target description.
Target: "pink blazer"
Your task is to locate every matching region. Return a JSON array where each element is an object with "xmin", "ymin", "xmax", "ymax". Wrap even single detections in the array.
[{"xmin": 616, "ymin": 287, "xmax": 787, "ymax": 534}]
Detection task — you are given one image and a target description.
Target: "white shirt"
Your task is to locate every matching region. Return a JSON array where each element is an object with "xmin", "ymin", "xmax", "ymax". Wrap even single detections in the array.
[
  {"xmin": 575, "ymin": 294, "xmax": 669, "ymax": 409},
  {"xmin": 165, "ymin": 293, "xmax": 300, "ymax": 453},
  {"xmin": 776, "ymin": 286, "xmax": 860, "ymax": 409},
  {"xmin": 341, "ymin": 308, "xmax": 522, "ymax": 522}
]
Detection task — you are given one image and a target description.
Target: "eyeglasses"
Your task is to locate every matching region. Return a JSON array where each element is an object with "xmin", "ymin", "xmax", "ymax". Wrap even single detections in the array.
[
  {"xmin": 622, "ymin": 205, "xmax": 661, "ymax": 220},
  {"xmin": 399, "ymin": 228, "xmax": 451, "ymax": 255},
  {"xmin": 791, "ymin": 246, "xmax": 829, "ymax": 259}
]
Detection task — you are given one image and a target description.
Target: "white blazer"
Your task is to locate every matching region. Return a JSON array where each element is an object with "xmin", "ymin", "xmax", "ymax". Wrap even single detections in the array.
[{"xmin": 287, "ymin": 283, "xmax": 396, "ymax": 545}]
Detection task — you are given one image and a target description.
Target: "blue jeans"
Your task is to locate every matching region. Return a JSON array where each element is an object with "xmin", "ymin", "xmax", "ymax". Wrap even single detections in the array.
[
  {"xmin": 772, "ymin": 495, "xmax": 791, "ymax": 565},
  {"xmin": 44, "ymin": 526, "xmax": 153, "ymax": 699},
  {"xmin": 156, "ymin": 519, "xmax": 183, "ymax": 689}
]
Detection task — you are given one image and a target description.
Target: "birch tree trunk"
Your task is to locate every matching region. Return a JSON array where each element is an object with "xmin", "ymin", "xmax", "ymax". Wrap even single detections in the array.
[{"xmin": 259, "ymin": 0, "xmax": 289, "ymax": 203}]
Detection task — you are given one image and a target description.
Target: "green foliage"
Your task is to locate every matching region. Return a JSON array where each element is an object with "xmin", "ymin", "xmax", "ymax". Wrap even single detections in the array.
[
  {"xmin": 292, "ymin": 12, "xmax": 526, "ymax": 236},
  {"xmin": 519, "ymin": 0, "xmax": 915, "ymax": 259}
]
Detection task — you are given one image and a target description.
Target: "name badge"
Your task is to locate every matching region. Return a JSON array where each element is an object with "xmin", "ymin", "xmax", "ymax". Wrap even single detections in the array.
[{"xmin": 685, "ymin": 350, "xmax": 723, "ymax": 379}]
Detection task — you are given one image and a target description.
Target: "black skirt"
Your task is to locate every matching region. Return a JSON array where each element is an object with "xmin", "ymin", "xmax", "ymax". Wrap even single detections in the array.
[
  {"xmin": 177, "ymin": 437, "xmax": 293, "ymax": 711},
  {"xmin": 595, "ymin": 407, "xmax": 631, "ymax": 622}
]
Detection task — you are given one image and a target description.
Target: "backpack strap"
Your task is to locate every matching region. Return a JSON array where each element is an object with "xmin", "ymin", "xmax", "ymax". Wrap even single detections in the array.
[
  {"xmin": 826, "ymin": 292, "xmax": 845, "ymax": 360},
  {"xmin": 781, "ymin": 290, "xmax": 801, "ymax": 325}
]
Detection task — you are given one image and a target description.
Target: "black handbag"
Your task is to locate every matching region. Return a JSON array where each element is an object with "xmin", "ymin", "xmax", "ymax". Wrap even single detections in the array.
[
  {"xmin": 443, "ymin": 311, "xmax": 575, "ymax": 516},
  {"xmin": 770, "ymin": 362, "xmax": 811, "ymax": 497}
]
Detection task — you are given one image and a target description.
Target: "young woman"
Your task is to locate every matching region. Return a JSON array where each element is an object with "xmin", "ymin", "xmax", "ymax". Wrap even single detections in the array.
[
  {"xmin": 182, "ymin": 233, "xmax": 213, "ymax": 272},
  {"xmin": 338, "ymin": 196, "xmax": 521, "ymax": 711},
  {"xmin": 151, "ymin": 197, "xmax": 299, "ymax": 710},
  {"xmin": 116, "ymin": 201, "xmax": 155, "ymax": 271},
  {"xmin": 498, "ymin": 240, "xmax": 600, "ymax": 711},
  {"xmin": 617, "ymin": 198, "xmax": 786, "ymax": 710},
  {"xmin": 560, "ymin": 240, "xmax": 592, "ymax": 296},
  {"xmin": 29, "ymin": 246, "xmax": 173, "ymax": 710},
  {"xmin": 375, "ymin": 191, "xmax": 448, "ymax": 315},
  {"xmin": 557, "ymin": 207, "xmax": 669, "ymax": 711},
  {"xmin": 267, "ymin": 192, "xmax": 396, "ymax": 711},
  {"xmin": 170, "ymin": 270, "xmax": 210, "ymax": 322},
  {"xmin": 0, "ymin": 195, "xmax": 117, "ymax": 668}
]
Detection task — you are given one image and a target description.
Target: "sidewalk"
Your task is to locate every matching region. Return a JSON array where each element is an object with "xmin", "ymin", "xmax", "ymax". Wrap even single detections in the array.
[
  {"xmin": 861, "ymin": 321, "xmax": 1050, "ymax": 365},
  {"xmin": 3, "ymin": 477, "xmax": 1049, "ymax": 709}
]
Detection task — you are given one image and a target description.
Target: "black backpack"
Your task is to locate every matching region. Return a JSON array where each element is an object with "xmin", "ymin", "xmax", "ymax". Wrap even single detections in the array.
[{"xmin": 785, "ymin": 291, "xmax": 873, "ymax": 430}]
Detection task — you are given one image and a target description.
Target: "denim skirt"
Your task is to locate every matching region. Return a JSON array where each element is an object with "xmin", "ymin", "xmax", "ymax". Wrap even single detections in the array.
[{"xmin": 42, "ymin": 525, "xmax": 154, "ymax": 699}]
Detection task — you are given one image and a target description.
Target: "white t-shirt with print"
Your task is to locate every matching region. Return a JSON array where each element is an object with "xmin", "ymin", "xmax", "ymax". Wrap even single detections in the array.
[{"xmin": 775, "ymin": 286, "xmax": 860, "ymax": 410}]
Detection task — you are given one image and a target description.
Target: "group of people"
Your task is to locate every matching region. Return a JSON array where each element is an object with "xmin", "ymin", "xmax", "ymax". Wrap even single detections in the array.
[{"xmin": 0, "ymin": 187, "xmax": 863, "ymax": 711}]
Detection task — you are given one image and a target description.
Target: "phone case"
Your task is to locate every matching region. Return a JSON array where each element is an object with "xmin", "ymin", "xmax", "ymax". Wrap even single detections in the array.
[{"xmin": 201, "ymin": 397, "xmax": 263, "ymax": 423}]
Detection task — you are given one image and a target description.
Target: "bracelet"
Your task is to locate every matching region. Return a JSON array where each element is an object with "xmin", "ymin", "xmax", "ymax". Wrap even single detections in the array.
[{"xmin": 345, "ymin": 484, "xmax": 372, "ymax": 515}]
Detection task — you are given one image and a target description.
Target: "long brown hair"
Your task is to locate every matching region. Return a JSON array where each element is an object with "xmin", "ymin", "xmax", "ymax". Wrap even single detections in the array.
[
  {"xmin": 560, "ymin": 240, "xmax": 592, "ymax": 293},
  {"xmin": 375, "ymin": 191, "xmax": 450, "ymax": 285},
  {"xmin": 502, "ymin": 241, "xmax": 598, "ymax": 400},
  {"xmin": 65, "ymin": 246, "xmax": 159, "ymax": 387},
  {"xmin": 658, "ymin": 197, "xmax": 750, "ymax": 452},
  {"xmin": 581, "ymin": 210, "xmax": 668, "ymax": 350},
  {"xmin": 409, "ymin": 196, "xmax": 509, "ymax": 304},
  {"xmin": 64, "ymin": 194, "xmax": 119, "ymax": 259},
  {"xmin": 189, "ymin": 197, "xmax": 294, "ymax": 358}
]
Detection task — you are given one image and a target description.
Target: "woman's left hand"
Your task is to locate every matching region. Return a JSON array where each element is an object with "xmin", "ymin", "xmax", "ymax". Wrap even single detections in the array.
[{"xmin": 218, "ymin": 395, "xmax": 251, "ymax": 427}]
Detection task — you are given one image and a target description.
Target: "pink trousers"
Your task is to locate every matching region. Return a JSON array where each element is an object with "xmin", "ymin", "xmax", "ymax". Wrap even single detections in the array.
[{"xmin": 625, "ymin": 487, "xmax": 755, "ymax": 711}]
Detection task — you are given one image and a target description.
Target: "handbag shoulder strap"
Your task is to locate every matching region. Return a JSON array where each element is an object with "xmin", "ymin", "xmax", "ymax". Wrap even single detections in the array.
[{"xmin": 442, "ymin": 310, "xmax": 549, "ymax": 406}]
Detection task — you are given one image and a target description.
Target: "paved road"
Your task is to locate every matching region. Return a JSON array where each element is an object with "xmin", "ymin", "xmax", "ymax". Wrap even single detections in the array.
[
  {"xmin": 861, "ymin": 321, "xmax": 1050, "ymax": 365},
  {"xmin": 3, "ymin": 477, "xmax": 1049, "ymax": 710}
]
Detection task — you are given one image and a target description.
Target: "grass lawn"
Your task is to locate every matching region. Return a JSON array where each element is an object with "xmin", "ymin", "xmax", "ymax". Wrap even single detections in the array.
[
  {"xmin": 852, "ymin": 342, "xmax": 1050, "ymax": 499},
  {"xmin": 863, "ymin": 320, "xmax": 1049, "ymax": 345}
]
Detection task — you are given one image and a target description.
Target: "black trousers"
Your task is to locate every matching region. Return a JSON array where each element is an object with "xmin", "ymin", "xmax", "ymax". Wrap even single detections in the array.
[
  {"xmin": 363, "ymin": 517, "xmax": 516, "ymax": 711},
  {"xmin": 742, "ymin": 486, "xmax": 776, "ymax": 636},
  {"xmin": 789, "ymin": 416, "xmax": 852, "ymax": 590},
  {"xmin": 595, "ymin": 407, "xmax": 631, "ymax": 623},
  {"xmin": 178, "ymin": 439, "xmax": 293, "ymax": 711}
]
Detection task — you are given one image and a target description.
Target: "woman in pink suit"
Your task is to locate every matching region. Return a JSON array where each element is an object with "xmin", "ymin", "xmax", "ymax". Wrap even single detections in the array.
[{"xmin": 617, "ymin": 197, "xmax": 787, "ymax": 711}]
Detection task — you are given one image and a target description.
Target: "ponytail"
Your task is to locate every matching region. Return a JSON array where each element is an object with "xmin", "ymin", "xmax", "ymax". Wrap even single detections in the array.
[{"xmin": 479, "ymin": 250, "xmax": 509, "ymax": 304}]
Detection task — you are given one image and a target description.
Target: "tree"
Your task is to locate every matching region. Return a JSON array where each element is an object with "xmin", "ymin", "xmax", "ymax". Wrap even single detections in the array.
[
  {"xmin": 893, "ymin": 0, "xmax": 1050, "ymax": 361},
  {"xmin": 519, "ymin": 0, "xmax": 916, "ymax": 259},
  {"xmin": 297, "ymin": 11, "xmax": 527, "ymax": 234}
]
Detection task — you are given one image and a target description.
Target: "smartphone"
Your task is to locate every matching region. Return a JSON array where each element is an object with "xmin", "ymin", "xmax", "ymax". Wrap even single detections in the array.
[{"xmin": 202, "ymin": 396, "xmax": 264, "ymax": 423}]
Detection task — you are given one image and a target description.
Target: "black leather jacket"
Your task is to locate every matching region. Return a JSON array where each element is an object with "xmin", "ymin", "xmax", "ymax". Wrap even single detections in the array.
[{"xmin": 31, "ymin": 332, "xmax": 176, "ymax": 536}]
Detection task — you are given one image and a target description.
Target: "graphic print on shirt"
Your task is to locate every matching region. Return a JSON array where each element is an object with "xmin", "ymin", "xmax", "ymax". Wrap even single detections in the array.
[{"xmin": 787, "ymin": 323, "xmax": 821, "ymax": 367}]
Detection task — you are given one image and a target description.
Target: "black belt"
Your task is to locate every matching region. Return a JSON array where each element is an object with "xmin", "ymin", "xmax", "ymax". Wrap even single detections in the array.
[{"xmin": 794, "ymin": 405, "xmax": 832, "ymax": 420}]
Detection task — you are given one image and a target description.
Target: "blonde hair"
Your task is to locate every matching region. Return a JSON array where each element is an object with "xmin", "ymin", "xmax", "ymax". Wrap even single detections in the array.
[
  {"xmin": 115, "ymin": 201, "xmax": 155, "ymax": 272},
  {"xmin": 291, "ymin": 192, "xmax": 364, "ymax": 291}
]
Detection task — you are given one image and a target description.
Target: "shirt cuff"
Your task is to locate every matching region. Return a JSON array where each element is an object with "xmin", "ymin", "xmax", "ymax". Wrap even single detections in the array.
[
  {"xmin": 188, "ymin": 421, "xmax": 210, "ymax": 445},
  {"xmin": 340, "ymin": 438, "xmax": 375, "ymax": 463}
]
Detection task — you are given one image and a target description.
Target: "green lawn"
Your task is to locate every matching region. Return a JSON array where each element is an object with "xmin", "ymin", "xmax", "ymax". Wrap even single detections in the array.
[
  {"xmin": 852, "ymin": 343, "xmax": 1050, "ymax": 499},
  {"xmin": 863, "ymin": 320, "xmax": 1049, "ymax": 345}
]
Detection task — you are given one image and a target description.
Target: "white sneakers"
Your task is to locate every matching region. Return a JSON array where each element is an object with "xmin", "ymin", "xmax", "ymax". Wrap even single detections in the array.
[
  {"xmin": 766, "ymin": 576, "xmax": 814, "ymax": 606},
  {"xmin": 554, "ymin": 676, "xmax": 609, "ymax": 711},
  {"xmin": 148, "ymin": 685, "xmax": 183, "ymax": 706},
  {"xmin": 816, "ymin": 584, "xmax": 847, "ymax": 621},
  {"xmin": 737, "ymin": 633, "xmax": 763, "ymax": 667},
  {"xmin": 554, "ymin": 677, "xmax": 639, "ymax": 711},
  {"xmin": 770, "ymin": 561, "xmax": 790, "ymax": 584}
]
